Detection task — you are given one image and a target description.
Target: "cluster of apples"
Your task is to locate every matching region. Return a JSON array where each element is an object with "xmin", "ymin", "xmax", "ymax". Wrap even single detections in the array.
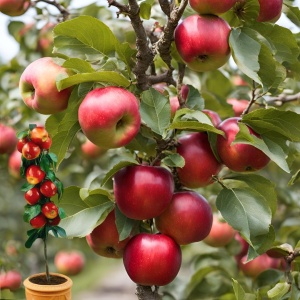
[
  {"xmin": 174, "ymin": 0, "xmax": 283, "ymax": 72},
  {"xmin": 18, "ymin": 126, "xmax": 62, "ymax": 229}
]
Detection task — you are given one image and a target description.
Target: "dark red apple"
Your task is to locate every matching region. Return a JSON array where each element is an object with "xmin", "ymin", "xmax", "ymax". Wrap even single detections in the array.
[
  {"xmin": 155, "ymin": 191, "xmax": 213, "ymax": 245},
  {"xmin": 176, "ymin": 132, "xmax": 222, "ymax": 188},
  {"xmin": 86, "ymin": 210, "xmax": 131, "ymax": 258},
  {"xmin": 30, "ymin": 213, "xmax": 47, "ymax": 228},
  {"xmin": 22, "ymin": 142, "xmax": 41, "ymax": 160},
  {"xmin": 257, "ymin": 0, "xmax": 283, "ymax": 22},
  {"xmin": 24, "ymin": 187, "xmax": 41, "ymax": 205},
  {"xmin": 123, "ymin": 233, "xmax": 182, "ymax": 286},
  {"xmin": 40, "ymin": 180, "xmax": 57, "ymax": 198},
  {"xmin": 54, "ymin": 250, "xmax": 85, "ymax": 276},
  {"xmin": 174, "ymin": 15, "xmax": 231, "ymax": 72},
  {"xmin": 114, "ymin": 165, "xmax": 174, "ymax": 220},
  {"xmin": 216, "ymin": 117, "xmax": 270, "ymax": 172},
  {"xmin": 203, "ymin": 215, "xmax": 236, "ymax": 247}
]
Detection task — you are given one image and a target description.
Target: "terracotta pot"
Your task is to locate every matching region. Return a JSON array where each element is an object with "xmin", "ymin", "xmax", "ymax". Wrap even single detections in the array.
[{"xmin": 23, "ymin": 272, "xmax": 72, "ymax": 299}]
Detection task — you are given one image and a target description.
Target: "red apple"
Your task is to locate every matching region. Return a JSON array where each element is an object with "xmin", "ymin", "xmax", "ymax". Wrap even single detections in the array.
[
  {"xmin": 114, "ymin": 165, "xmax": 174, "ymax": 220},
  {"xmin": 176, "ymin": 132, "xmax": 222, "ymax": 188},
  {"xmin": 42, "ymin": 202, "xmax": 59, "ymax": 219},
  {"xmin": 0, "ymin": 0, "xmax": 30, "ymax": 16},
  {"xmin": 24, "ymin": 187, "xmax": 41, "ymax": 205},
  {"xmin": 30, "ymin": 213, "xmax": 47, "ymax": 228},
  {"xmin": 40, "ymin": 136, "xmax": 52, "ymax": 150},
  {"xmin": 189, "ymin": 0, "xmax": 237, "ymax": 15},
  {"xmin": 123, "ymin": 233, "xmax": 182, "ymax": 286},
  {"xmin": 235, "ymin": 233, "xmax": 249, "ymax": 261},
  {"xmin": 78, "ymin": 86, "xmax": 141, "ymax": 149},
  {"xmin": 30, "ymin": 126, "xmax": 49, "ymax": 146},
  {"xmin": 227, "ymin": 98, "xmax": 249, "ymax": 117},
  {"xmin": 17, "ymin": 137, "xmax": 29, "ymax": 153},
  {"xmin": 54, "ymin": 250, "xmax": 85, "ymax": 276},
  {"xmin": 155, "ymin": 191, "xmax": 213, "ymax": 245},
  {"xmin": 0, "ymin": 270, "xmax": 22, "ymax": 291},
  {"xmin": 26, "ymin": 165, "xmax": 46, "ymax": 185},
  {"xmin": 22, "ymin": 142, "xmax": 41, "ymax": 160},
  {"xmin": 8, "ymin": 150, "xmax": 22, "ymax": 179},
  {"xmin": 239, "ymin": 253, "xmax": 277, "ymax": 278},
  {"xmin": 257, "ymin": 0, "xmax": 283, "ymax": 22},
  {"xmin": 174, "ymin": 15, "xmax": 231, "ymax": 72},
  {"xmin": 216, "ymin": 117, "xmax": 270, "ymax": 172},
  {"xmin": 81, "ymin": 139, "xmax": 107, "ymax": 159},
  {"xmin": 48, "ymin": 215, "xmax": 61, "ymax": 226},
  {"xmin": 203, "ymin": 215, "xmax": 236, "ymax": 247},
  {"xmin": 202, "ymin": 109, "xmax": 222, "ymax": 127},
  {"xmin": 86, "ymin": 210, "xmax": 131, "ymax": 258},
  {"xmin": 232, "ymin": 75, "xmax": 248, "ymax": 86},
  {"xmin": 40, "ymin": 180, "xmax": 57, "ymax": 197},
  {"xmin": 19, "ymin": 57, "xmax": 72, "ymax": 115},
  {"xmin": 37, "ymin": 22, "xmax": 55, "ymax": 56},
  {"xmin": 0, "ymin": 124, "xmax": 18, "ymax": 155}
]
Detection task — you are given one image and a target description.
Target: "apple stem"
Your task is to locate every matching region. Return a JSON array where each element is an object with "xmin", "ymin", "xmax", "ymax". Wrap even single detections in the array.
[{"xmin": 136, "ymin": 285, "xmax": 162, "ymax": 300}]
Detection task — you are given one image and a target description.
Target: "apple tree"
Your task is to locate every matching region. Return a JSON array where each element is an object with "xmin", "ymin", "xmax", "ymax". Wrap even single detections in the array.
[{"xmin": 1, "ymin": 0, "xmax": 300, "ymax": 299}]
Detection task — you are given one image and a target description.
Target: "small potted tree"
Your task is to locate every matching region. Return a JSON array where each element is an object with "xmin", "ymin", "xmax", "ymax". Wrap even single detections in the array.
[{"xmin": 17, "ymin": 124, "xmax": 72, "ymax": 299}]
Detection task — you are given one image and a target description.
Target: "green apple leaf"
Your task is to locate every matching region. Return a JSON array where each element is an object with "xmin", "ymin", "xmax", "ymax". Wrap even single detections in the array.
[
  {"xmin": 58, "ymin": 201, "xmax": 114, "ymax": 238},
  {"xmin": 242, "ymin": 108, "xmax": 300, "ymax": 142},
  {"xmin": 216, "ymin": 187, "xmax": 272, "ymax": 246},
  {"xmin": 184, "ymin": 84, "xmax": 205, "ymax": 110},
  {"xmin": 267, "ymin": 282, "xmax": 291, "ymax": 300},
  {"xmin": 161, "ymin": 153, "xmax": 185, "ymax": 168},
  {"xmin": 79, "ymin": 188, "xmax": 113, "ymax": 207},
  {"xmin": 284, "ymin": 4, "xmax": 300, "ymax": 27},
  {"xmin": 229, "ymin": 28, "xmax": 286, "ymax": 92},
  {"xmin": 57, "ymin": 71, "xmax": 131, "ymax": 91},
  {"xmin": 232, "ymin": 279, "xmax": 246, "ymax": 300},
  {"xmin": 169, "ymin": 120, "xmax": 224, "ymax": 135},
  {"xmin": 46, "ymin": 89, "xmax": 82, "ymax": 168},
  {"xmin": 23, "ymin": 204, "xmax": 41, "ymax": 223},
  {"xmin": 234, "ymin": 122, "xmax": 290, "ymax": 173},
  {"xmin": 140, "ymin": 0, "xmax": 154, "ymax": 20},
  {"xmin": 101, "ymin": 159, "xmax": 139, "ymax": 187},
  {"xmin": 140, "ymin": 88, "xmax": 171, "ymax": 136},
  {"xmin": 62, "ymin": 58, "xmax": 95, "ymax": 73},
  {"xmin": 115, "ymin": 206, "xmax": 139, "ymax": 241},
  {"xmin": 53, "ymin": 16, "xmax": 118, "ymax": 59}
]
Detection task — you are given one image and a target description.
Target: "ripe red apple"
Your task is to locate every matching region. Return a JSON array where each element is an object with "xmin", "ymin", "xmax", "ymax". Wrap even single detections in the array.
[
  {"xmin": 257, "ymin": 0, "xmax": 283, "ymax": 22},
  {"xmin": 8, "ymin": 150, "xmax": 22, "ymax": 179},
  {"xmin": 40, "ymin": 136, "xmax": 52, "ymax": 150},
  {"xmin": 234, "ymin": 233, "xmax": 249, "ymax": 261},
  {"xmin": 30, "ymin": 213, "xmax": 47, "ymax": 228},
  {"xmin": 22, "ymin": 142, "xmax": 41, "ymax": 160},
  {"xmin": 0, "ymin": 270, "xmax": 22, "ymax": 291},
  {"xmin": 174, "ymin": 15, "xmax": 231, "ymax": 72},
  {"xmin": 226, "ymin": 98, "xmax": 249, "ymax": 117},
  {"xmin": 42, "ymin": 202, "xmax": 59, "ymax": 219},
  {"xmin": 239, "ymin": 253, "xmax": 278, "ymax": 278},
  {"xmin": 155, "ymin": 191, "xmax": 213, "ymax": 245},
  {"xmin": 24, "ymin": 187, "xmax": 41, "ymax": 205},
  {"xmin": 203, "ymin": 215, "xmax": 236, "ymax": 247},
  {"xmin": 232, "ymin": 75, "xmax": 248, "ymax": 87},
  {"xmin": 81, "ymin": 139, "xmax": 106, "ymax": 159},
  {"xmin": 26, "ymin": 165, "xmax": 45, "ymax": 185},
  {"xmin": 48, "ymin": 215, "xmax": 61, "ymax": 226},
  {"xmin": 78, "ymin": 86, "xmax": 141, "ymax": 149},
  {"xmin": 123, "ymin": 233, "xmax": 182, "ymax": 286},
  {"xmin": 54, "ymin": 250, "xmax": 85, "ymax": 276},
  {"xmin": 17, "ymin": 137, "xmax": 29, "ymax": 153},
  {"xmin": 176, "ymin": 132, "xmax": 222, "ymax": 188},
  {"xmin": 0, "ymin": 124, "xmax": 18, "ymax": 155},
  {"xmin": 114, "ymin": 165, "xmax": 174, "ymax": 220},
  {"xmin": 189, "ymin": 0, "xmax": 236, "ymax": 15},
  {"xmin": 40, "ymin": 180, "xmax": 57, "ymax": 197},
  {"xmin": 19, "ymin": 57, "xmax": 72, "ymax": 115},
  {"xmin": 30, "ymin": 126, "xmax": 49, "ymax": 146},
  {"xmin": 0, "ymin": 0, "xmax": 30, "ymax": 16},
  {"xmin": 202, "ymin": 109, "xmax": 222, "ymax": 127},
  {"xmin": 86, "ymin": 210, "xmax": 131, "ymax": 258},
  {"xmin": 216, "ymin": 117, "xmax": 270, "ymax": 172}
]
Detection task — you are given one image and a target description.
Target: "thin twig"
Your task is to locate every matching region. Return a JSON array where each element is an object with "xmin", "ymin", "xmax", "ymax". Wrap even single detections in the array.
[{"xmin": 33, "ymin": 0, "xmax": 70, "ymax": 21}]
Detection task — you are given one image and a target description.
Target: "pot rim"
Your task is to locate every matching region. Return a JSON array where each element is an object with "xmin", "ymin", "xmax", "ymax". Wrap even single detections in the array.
[{"xmin": 23, "ymin": 272, "xmax": 73, "ymax": 292}]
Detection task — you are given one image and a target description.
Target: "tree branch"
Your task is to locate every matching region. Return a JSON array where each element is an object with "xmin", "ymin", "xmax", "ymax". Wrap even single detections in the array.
[
  {"xmin": 264, "ymin": 92, "xmax": 300, "ymax": 106},
  {"xmin": 136, "ymin": 285, "xmax": 162, "ymax": 300},
  {"xmin": 33, "ymin": 0, "xmax": 70, "ymax": 21}
]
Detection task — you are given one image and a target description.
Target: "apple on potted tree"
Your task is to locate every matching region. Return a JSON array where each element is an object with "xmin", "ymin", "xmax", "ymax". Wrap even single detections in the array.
[{"xmin": 17, "ymin": 124, "xmax": 72, "ymax": 300}]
